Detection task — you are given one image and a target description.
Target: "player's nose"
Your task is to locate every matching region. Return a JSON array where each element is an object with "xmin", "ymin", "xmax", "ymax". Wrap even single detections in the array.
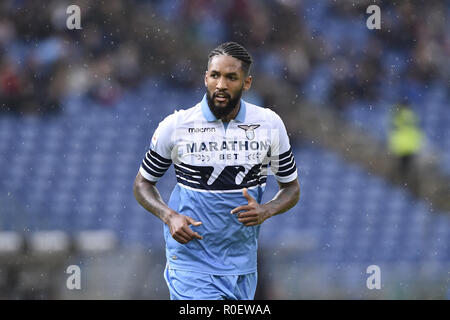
[{"xmin": 216, "ymin": 76, "xmax": 228, "ymax": 90}]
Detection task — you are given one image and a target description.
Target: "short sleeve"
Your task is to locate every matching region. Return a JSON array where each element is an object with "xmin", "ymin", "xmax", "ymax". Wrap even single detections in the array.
[
  {"xmin": 139, "ymin": 112, "xmax": 177, "ymax": 182},
  {"xmin": 268, "ymin": 110, "xmax": 298, "ymax": 183}
]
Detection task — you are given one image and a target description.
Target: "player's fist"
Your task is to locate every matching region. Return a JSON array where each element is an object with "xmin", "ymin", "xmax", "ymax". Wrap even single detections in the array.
[
  {"xmin": 231, "ymin": 188, "xmax": 270, "ymax": 226},
  {"xmin": 167, "ymin": 213, "xmax": 203, "ymax": 244}
]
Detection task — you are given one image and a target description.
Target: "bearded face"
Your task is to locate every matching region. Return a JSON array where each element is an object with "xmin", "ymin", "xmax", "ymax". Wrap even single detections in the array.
[{"xmin": 204, "ymin": 55, "xmax": 252, "ymax": 121}]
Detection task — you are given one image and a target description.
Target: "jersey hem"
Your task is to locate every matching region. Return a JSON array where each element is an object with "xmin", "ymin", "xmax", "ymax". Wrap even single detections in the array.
[{"xmin": 166, "ymin": 262, "xmax": 258, "ymax": 276}]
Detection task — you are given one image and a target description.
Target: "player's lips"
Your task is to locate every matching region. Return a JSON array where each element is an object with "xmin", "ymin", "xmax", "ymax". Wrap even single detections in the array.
[
  {"xmin": 214, "ymin": 93, "xmax": 230, "ymax": 103},
  {"xmin": 215, "ymin": 97, "xmax": 228, "ymax": 102}
]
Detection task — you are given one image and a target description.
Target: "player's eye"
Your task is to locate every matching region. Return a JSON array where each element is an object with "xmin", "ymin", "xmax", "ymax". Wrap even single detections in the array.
[{"xmin": 211, "ymin": 73, "xmax": 219, "ymax": 79}]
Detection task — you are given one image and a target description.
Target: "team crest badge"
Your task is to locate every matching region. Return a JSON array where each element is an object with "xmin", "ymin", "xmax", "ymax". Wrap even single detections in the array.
[{"xmin": 238, "ymin": 124, "xmax": 260, "ymax": 140}]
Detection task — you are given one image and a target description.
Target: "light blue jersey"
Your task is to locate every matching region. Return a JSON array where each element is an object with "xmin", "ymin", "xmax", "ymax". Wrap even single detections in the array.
[{"xmin": 139, "ymin": 95, "xmax": 297, "ymax": 275}]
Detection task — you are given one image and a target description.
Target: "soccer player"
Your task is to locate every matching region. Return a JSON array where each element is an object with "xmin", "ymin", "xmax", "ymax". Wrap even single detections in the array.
[{"xmin": 133, "ymin": 42, "xmax": 300, "ymax": 300}]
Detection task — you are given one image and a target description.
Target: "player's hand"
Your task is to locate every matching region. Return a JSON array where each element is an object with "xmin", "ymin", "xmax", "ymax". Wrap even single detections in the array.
[
  {"xmin": 230, "ymin": 188, "xmax": 270, "ymax": 226},
  {"xmin": 166, "ymin": 213, "xmax": 203, "ymax": 244}
]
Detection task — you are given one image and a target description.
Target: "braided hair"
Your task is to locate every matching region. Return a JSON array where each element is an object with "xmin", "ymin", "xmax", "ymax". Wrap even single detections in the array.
[{"xmin": 208, "ymin": 42, "xmax": 253, "ymax": 75}]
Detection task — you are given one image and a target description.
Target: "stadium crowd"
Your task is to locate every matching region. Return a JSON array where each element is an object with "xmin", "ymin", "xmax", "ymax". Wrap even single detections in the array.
[{"xmin": 1, "ymin": 0, "xmax": 448, "ymax": 116}]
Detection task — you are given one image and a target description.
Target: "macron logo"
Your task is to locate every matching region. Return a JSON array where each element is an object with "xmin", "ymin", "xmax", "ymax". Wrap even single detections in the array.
[{"xmin": 188, "ymin": 127, "xmax": 216, "ymax": 133}]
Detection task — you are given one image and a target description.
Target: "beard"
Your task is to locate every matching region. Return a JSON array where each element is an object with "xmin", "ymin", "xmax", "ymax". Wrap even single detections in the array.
[{"xmin": 206, "ymin": 89, "xmax": 243, "ymax": 120}]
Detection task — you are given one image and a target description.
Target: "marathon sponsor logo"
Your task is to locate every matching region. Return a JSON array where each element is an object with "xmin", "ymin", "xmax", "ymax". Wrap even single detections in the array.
[
  {"xmin": 186, "ymin": 140, "xmax": 270, "ymax": 153},
  {"xmin": 188, "ymin": 127, "xmax": 216, "ymax": 133}
]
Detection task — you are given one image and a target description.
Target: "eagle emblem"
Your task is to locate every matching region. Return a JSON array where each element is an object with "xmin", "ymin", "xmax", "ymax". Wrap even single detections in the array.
[{"xmin": 238, "ymin": 124, "xmax": 260, "ymax": 140}]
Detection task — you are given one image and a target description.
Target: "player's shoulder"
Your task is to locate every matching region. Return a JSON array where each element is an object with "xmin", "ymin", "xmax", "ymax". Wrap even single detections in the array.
[
  {"xmin": 178, "ymin": 102, "xmax": 203, "ymax": 123},
  {"xmin": 243, "ymin": 100, "xmax": 283, "ymax": 124},
  {"xmin": 159, "ymin": 102, "xmax": 202, "ymax": 126}
]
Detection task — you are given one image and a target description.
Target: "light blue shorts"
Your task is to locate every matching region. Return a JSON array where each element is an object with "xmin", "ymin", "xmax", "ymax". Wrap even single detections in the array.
[{"xmin": 164, "ymin": 264, "xmax": 258, "ymax": 300}]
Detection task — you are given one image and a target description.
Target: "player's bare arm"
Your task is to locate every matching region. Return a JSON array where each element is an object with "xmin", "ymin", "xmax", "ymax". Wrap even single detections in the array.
[
  {"xmin": 133, "ymin": 172, "xmax": 203, "ymax": 244},
  {"xmin": 231, "ymin": 179, "xmax": 300, "ymax": 226}
]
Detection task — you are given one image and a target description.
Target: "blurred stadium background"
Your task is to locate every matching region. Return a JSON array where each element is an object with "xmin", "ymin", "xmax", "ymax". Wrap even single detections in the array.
[{"xmin": 0, "ymin": 0, "xmax": 449, "ymax": 299}]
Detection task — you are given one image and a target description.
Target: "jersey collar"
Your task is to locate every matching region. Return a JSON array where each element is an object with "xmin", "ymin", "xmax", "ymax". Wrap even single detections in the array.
[{"xmin": 200, "ymin": 94, "xmax": 246, "ymax": 123}]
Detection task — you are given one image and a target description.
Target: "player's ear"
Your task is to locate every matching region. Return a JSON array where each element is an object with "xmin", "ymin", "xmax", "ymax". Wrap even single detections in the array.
[
  {"xmin": 204, "ymin": 70, "xmax": 208, "ymax": 87},
  {"xmin": 243, "ymin": 75, "xmax": 252, "ymax": 91}
]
